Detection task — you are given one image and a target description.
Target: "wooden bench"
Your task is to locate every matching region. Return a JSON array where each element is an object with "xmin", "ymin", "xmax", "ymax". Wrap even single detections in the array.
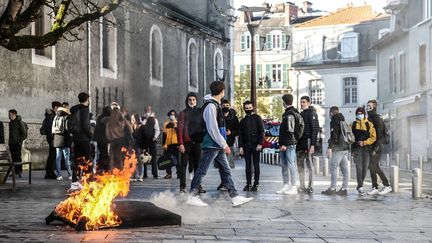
[{"xmin": 0, "ymin": 144, "xmax": 32, "ymax": 190}]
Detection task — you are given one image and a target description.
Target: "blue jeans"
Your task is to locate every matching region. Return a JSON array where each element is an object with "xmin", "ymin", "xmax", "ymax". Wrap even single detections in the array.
[
  {"xmin": 56, "ymin": 147, "xmax": 72, "ymax": 177},
  {"xmin": 280, "ymin": 145, "xmax": 298, "ymax": 186},
  {"xmin": 330, "ymin": 150, "xmax": 349, "ymax": 189},
  {"xmin": 190, "ymin": 148, "xmax": 238, "ymax": 198}
]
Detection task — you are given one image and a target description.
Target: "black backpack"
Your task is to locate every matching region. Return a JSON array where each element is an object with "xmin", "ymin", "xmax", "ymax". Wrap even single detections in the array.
[
  {"xmin": 67, "ymin": 110, "xmax": 81, "ymax": 135},
  {"xmin": 188, "ymin": 102, "xmax": 215, "ymax": 143}
]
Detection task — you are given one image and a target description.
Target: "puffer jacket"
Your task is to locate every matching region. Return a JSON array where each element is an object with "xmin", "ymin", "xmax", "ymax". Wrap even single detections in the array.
[
  {"xmin": 224, "ymin": 109, "xmax": 240, "ymax": 146},
  {"xmin": 297, "ymin": 106, "xmax": 320, "ymax": 151},
  {"xmin": 70, "ymin": 104, "xmax": 93, "ymax": 142},
  {"xmin": 352, "ymin": 118, "xmax": 376, "ymax": 149},
  {"xmin": 327, "ymin": 113, "xmax": 350, "ymax": 151},
  {"xmin": 9, "ymin": 116, "xmax": 27, "ymax": 145}
]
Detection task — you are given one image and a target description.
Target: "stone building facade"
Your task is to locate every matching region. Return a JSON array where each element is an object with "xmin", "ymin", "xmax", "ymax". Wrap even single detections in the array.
[{"xmin": 0, "ymin": 0, "xmax": 234, "ymax": 166}]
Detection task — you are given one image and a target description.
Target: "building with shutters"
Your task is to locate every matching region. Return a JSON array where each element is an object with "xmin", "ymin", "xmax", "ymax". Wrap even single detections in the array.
[
  {"xmin": 290, "ymin": 5, "xmax": 389, "ymax": 151},
  {"xmin": 371, "ymin": 0, "xmax": 432, "ymax": 162},
  {"xmin": 233, "ymin": 1, "xmax": 323, "ymax": 119}
]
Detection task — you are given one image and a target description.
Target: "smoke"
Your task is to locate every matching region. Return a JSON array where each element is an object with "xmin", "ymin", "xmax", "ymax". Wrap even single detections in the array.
[{"xmin": 149, "ymin": 190, "xmax": 178, "ymax": 210}]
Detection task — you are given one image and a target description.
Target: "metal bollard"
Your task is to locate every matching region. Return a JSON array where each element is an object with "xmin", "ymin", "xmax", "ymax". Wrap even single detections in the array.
[
  {"xmin": 419, "ymin": 156, "xmax": 423, "ymax": 170},
  {"xmin": 412, "ymin": 168, "xmax": 423, "ymax": 199},
  {"xmin": 390, "ymin": 165, "xmax": 399, "ymax": 193},
  {"xmin": 323, "ymin": 158, "xmax": 329, "ymax": 177},
  {"xmin": 407, "ymin": 154, "xmax": 411, "ymax": 170},
  {"xmin": 386, "ymin": 154, "xmax": 390, "ymax": 167},
  {"xmin": 396, "ymin": 154, "xmax": 400, "ymax": 168},
  {"xmin": 313, "ymin": 156, "xmax": 320, "ymax": 176}
]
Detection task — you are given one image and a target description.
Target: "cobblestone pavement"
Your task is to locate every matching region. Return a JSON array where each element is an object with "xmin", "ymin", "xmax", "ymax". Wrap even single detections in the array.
[{"xmin": 1, "ymin": 160, "xmax": 432, "ymax": 243}]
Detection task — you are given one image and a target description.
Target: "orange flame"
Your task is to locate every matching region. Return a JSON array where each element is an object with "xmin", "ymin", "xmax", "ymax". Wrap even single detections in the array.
[{"xmin": 54, "ymin": 148, "xmax": 137, "ymax": 230}]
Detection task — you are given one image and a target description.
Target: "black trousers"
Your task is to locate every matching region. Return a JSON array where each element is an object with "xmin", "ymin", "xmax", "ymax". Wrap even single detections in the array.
[
  {"xmin": 353, "ymin": 147, "xmax": 370, "ymax": 189},
  {"xmin": 72, "ymin": 140, "xmax": 92, "ymax": 182},
  {"xmin": 97, "ymin": 142, "xmax": 109, "ymax": 173},
  {"xmin": 179, "ymin": 142, "xmax": 201, "ymax": 189},
  {"xmin": 110, "ymin": 138, "xmax": 126, "ymax": 171},
  {"xmin": 244, "ymin": 145, "xmax": 260, "ymax": 185},
  {"xmin": 143, "ymin": 142, "xmax": 158, "ymax": 178},
  {"xmin": 297, "ymin": 150, "xmax": 313, "ymax": 188},
  {"xmin": 9, "ymin": 143, "xmax": 22, "ymax": 173},
  {"xmin": 370, "ymin": 149, "xmax": 390, "ymax": 188},
  {"xmin": 46, "ymin": 142, "xmax": 56, "ymax": 176}
]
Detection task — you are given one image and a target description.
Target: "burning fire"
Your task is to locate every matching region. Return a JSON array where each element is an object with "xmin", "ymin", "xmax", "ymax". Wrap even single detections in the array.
[{"xmin": 54, "ymin": 148, "xmax": 137, "ymax": 230}]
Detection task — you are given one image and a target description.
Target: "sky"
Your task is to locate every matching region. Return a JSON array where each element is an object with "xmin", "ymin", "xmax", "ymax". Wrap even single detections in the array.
[{"xmin": 234, "ymin": 0, "xmax": 387, "ymax": 13}]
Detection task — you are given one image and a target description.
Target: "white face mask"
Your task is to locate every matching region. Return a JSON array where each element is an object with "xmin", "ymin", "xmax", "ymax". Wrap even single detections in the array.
[{"xmin": 169, "ymin": 115, "xmax": 176, "ymax": 121}]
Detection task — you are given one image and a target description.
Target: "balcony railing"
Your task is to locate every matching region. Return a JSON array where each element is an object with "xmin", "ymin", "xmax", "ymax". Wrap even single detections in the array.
[{"xmin": 291, "ymin": 41, "xmax": 359, "ymax": 66}]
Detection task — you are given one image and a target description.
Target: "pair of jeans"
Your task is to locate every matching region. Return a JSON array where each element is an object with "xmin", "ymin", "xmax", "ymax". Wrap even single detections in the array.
[
  {"xmin": 134, "ymin": 147, "xmax": 145, "ymax": 179},
  {"xmin": 190, "ymin": 148, "xmax": 238, "ymax": 198},
  {"xmin": 353, "ymin": 147, "xmax": 371, "ymax": 189},
  {"xmin": 166, "ymin": 145, "xmax": 179, "ymax": 176},
  {"xmin": 297, "ymin": 150, "xmax": 314, "ymax": 188},
  {"xmin": 179, "ymin": 142, "xmax": 201, "ymax": 189},
  {"xmin": 370, "ymin": 149, "xmax": 390, "ymax": 188},
  {"xmin": 72, "ymin": 140, "xmax": 92, "ymax": 183},
  {"xmin": 330, "ymin": 150, "xmax": 349, "ymax": 189},
  {"xmin": 243, "ymin": 145, "xmax": 260, "ymax": 186},
  {"xmin": 55, "ymin": 147, "xmax": 72, "ymax": 177},
  {"xmin": 280, "ymin": 145, "xmax": 298, "ymax": 186},
  {"xmin": 9, "ymin": 143, "xmax": 22, "ymax": 174},
  {"xmin": 227, "ymin": 145, "xmax": 235, "ymax": 169}
]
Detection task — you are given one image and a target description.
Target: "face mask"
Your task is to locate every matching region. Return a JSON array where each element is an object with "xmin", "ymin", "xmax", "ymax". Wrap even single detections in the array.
[
  {"xmin": 366, "ymin": 106, "xmax": 374, "ymax": 112},
  {"xmin": 222, "ymin": 107, "xmax": 230, "ymax": 113},
  {"xmin": 245, "ymin": 110, "xmax": 253, "ymax": 115},
  {"xmin": 146, "ymin": 112, "xmax": 152, "ymax": 117},
  {"xmin": 356, "ymin": 114, "xmax": 365, "ymax": 120},
  {"xmin": 169, "ymin": 115, "xmax": 176, "ymax": 121},
  {"xmin": 188, "ymin": 102, "xmax": 195, "ymax": 108}
]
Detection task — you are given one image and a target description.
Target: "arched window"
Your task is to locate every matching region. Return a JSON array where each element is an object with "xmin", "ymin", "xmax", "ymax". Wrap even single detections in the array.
[
  {"xmin": 214, "ymin": 48, "xmax": 224, "ymax": 81},
  {"xmin": 100, "ymin": 14, "xmax": 117, "ymax": 79},
  {"xmin": 188, "ymin": 38, "xmax": 199, "ymax": 92},
  {"xmin": 150, "ymin": 24, "xmax": 163, "ymax": 87}
]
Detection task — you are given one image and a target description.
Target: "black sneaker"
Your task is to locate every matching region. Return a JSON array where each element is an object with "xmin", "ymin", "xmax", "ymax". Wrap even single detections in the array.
[
  {"xmin": 217, "ymin": 183, "xmax": 228, "ymax": 191},
  {"xmin": 243, "ymin": 185, "xmax": 251, "ymax": 191},
  {"xmin": 306, "ymin": 187, "xmax": 313, "ymax": 194},
  {"xmin": 251, "ymin": 184, "xmax": 259, "ymax": 191},
  {"xmin": 321, "ymin": 188, "xmax": 336, "ymax": 195},
  {"xmin": 198, "ymin": 185, "xmax": 207, "ymax": 194},
  {"xmin": 336, "ymin": 188, "xmax": 348, "ymax": 196},
  {"xmin": 180, "ymin": 187, "xmax": 187, "ymax": 193}
]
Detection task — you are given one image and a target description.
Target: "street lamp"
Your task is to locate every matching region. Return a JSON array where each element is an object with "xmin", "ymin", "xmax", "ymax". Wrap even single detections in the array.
[{"xmin": 238, "ymin": 5, "xmax": 268, "ymax": 112}]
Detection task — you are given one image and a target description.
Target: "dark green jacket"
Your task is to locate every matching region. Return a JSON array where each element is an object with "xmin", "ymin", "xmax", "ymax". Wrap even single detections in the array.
[{"xmin": 9, "ymin": 116, "xmax": 27, "ymax": 145}]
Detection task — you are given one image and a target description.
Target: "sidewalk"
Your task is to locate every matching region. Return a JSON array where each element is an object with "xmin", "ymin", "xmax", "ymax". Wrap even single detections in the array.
[{"xmin": 1, "ymin": 160, "xmax": 432, "ymax": 242}]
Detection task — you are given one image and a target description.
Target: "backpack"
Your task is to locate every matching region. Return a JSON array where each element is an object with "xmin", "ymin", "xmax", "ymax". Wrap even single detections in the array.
[
  {"xmin": 188, "ymin": 103, "xmax": 213, "ymax": 143},
  {"xmin": 21, "ymin": 121, "xmax": 29, "ymax": 140},
  {"xmin": 67, "ymin": 110, "xmax": 81, "ymax": 135},
  {"xmin": 52, "ymin": 115, "xmax": 67, "ymax": 135},
  {"xmin": 340, "ymin": 121, "xmax": 355, "ymax": 145},
  {"xmin": 140, "ymin": 119, "xmax": 156, "ymax": 146},
  {"xmin": 287, "ymin": 110, "xmax": 304, "ymax": 140}
]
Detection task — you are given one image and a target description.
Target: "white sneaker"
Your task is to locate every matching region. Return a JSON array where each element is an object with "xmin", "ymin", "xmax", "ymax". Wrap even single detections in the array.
[
  {"xmin": 68, "ymin": 176, "xmax": 72, "ymax": 180},
  {"xmin": 56, "ymin": 175, "xmax": 63, "ymax": 181},
  {"xmin": 189, "ymin": 173, "xmax": 194, "ymax": 180},
  {"xmin": 284, "ymin": 186, "xmax": 298, "ymax": 195},
  {"xmin": 232, "ymin": 195, "xmax": 253, "ymax": 207},
  {"xmin": 68, "ymin": 182, "xmax": 83, "ymax": 193},
  {"xmin": 358, "ymin": 187, "xmax": 365, "ymax": 196},
  {"xmin": 367, "ymin": 188, "xmax": 380, "ymax": 195},
  {"xmin": 276, "ymin": 184, "xmax": 291, "ymax": 194},
  {"xmin": 138, "ymin": 178, "xmax": 144, "ymax": 182},
  {"xmin": 378, "ymin": 186, "xmax": 392, "ymax": 195},
  {"xmin": 186, "ymin": 195, "xmax": 208, "ymax": 207}
]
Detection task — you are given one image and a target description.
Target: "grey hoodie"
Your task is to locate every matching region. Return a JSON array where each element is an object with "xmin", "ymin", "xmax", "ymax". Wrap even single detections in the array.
[{"xmin": 202, "ymin": 94, "xmax": 228, "ymax": 149}]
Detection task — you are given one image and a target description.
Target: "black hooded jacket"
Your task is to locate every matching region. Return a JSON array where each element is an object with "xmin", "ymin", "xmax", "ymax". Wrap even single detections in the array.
[
  {"xmin": 297, "ymin": 106, "xmax": 320, "ymax": 151},
  {"xmin": 70, "ymin": 104, "xmax": 93, "ymax": 142},
  {"xmin": 239, "ymin": 113, "xmax": 264, "ymax": 148},
  {"xmin": 178, "ymin": 92, "xmax": 199, "ymax": 145},
  {"xmin": 327, "ymin": 113, "xmax": 350, "ymax": 151},
  {"xmin": 224, "ymin": 109, "xmax": 239, "ymax": 146},
  {"xmin": 367, "ymin": 109, "xmax": 385, "ymax": 151}
]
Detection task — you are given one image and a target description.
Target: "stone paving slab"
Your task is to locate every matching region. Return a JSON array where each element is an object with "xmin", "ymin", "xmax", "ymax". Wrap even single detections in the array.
[{"xmin": 1, "ymin": 161, "xmax": 432, "ymax": 242}]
